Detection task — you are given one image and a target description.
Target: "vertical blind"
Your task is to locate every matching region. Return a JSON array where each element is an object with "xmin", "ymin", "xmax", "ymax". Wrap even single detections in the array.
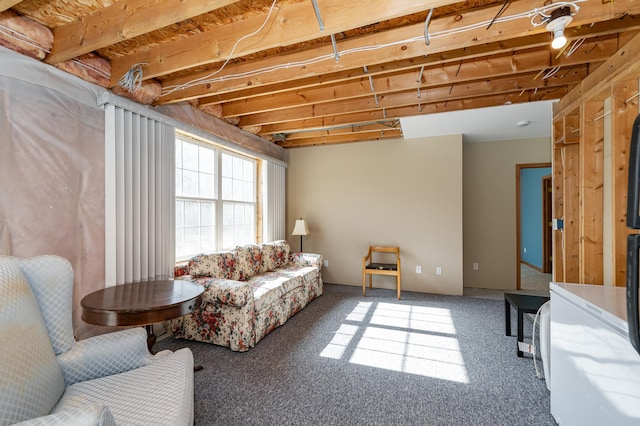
[
  {"xmin": 263, "ymin": 161, "xmax": 286, "ymax": 242},
  {"xmin": 104, "ymin": 104, "xmax": 175, "ymax": 286}
]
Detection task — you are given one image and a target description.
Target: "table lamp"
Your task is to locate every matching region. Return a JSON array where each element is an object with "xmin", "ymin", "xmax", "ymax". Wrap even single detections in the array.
[{"xmin": 291, "ymin": 218, "xmax": 309, "ymax": 252}]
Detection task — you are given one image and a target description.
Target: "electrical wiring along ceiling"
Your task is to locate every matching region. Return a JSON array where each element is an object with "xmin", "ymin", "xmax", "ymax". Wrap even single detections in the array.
[{"xmin": 3, "ymin": 0, "xmax": 640, "ymax": 147}]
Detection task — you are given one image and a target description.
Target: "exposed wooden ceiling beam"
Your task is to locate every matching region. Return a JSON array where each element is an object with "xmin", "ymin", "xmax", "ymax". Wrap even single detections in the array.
[
  {"xmin": 282, "ymin": 122, "xmax": 400, "ymax": 140},
  {"xmin": 158, "ymin": 1, "xmax": 640, "ymax": 104},
  {"xmin": 272, "ymin": 88, "xmax": 567, "ymax": 145},
  {"xmin": 7, "ymin": 0, "xmax": 640, "ymax": 149},
  {"xmin": 238, "ymin": 67, "xmax": 584, "ymax": 127},
  {"xmin": 219, "ymin": 38, "xmax": 616, "ymax": 118},
  {"xmin": 259, "ymin": 88, "xmax": 560, "ymax": 137},
  {"xmin": 45, "ymin": 0, "xmax": 241, "ymax": 65},
  {"xmin": 109, "ymin": 0, "xmax": 459, "ymax": 86},
  {"xmin": 163, "ymin": 31, "xmax": 556, "ymax": 105},
  {"xmin": 0, "ymin": 0, "xmax": 22, "ymax": 13},
  {"xmin": 277, "ymin": 129, "xmax": 403, "ymax": 147},
  {"xmin": 182, "ymin": 20, "xmax": 636, "ymax": 108},
  {"xmin": 376, "ymin": 86, "xmax": 567, "ymax": 119},
  {"xmin": 265, "ymin": 113, "xmax": 394, "ymax": 136}
]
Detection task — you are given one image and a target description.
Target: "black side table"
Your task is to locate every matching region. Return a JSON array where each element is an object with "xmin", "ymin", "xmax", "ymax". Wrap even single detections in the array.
[{"xmin": 504, "ymin": 292, "xmax": 550, "ymax": 357}]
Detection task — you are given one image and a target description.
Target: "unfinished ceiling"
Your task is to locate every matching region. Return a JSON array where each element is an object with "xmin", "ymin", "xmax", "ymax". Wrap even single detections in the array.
[{"xmin": 1, "ymin": 0, "xmax": 639, "ymax": 147}]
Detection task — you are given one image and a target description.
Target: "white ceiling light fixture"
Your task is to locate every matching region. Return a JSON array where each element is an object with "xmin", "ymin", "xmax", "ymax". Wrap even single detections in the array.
[
  {"xmin": 517, "ymin": 120, "xmax": 531, "ymax": 128},
  {"xmin": 546, "ymin": 6, "xmax": 573, "ymax": 50}
]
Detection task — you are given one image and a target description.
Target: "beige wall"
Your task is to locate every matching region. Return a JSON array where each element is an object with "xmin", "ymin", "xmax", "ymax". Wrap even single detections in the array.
[
  {"xmin": 286, "ymin": 135, "xmax": 463, "ymax": 296},
  {"xmin": 463, "ymin": 137, "xmax": 551, "ymax": 290}
]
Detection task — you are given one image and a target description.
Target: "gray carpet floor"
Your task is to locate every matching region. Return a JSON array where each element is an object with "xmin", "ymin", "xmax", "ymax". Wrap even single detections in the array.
[
  {"xmin": 521, "ymin": 263, "xmax": 552, "ymax": 293},
  {"xmin": 156, "ymin": 283, "xmax": 556, "ymax": 426}
]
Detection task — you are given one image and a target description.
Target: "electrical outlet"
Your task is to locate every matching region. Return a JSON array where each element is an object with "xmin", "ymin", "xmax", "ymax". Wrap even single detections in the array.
[
  {"xmin": 473, "ymin": 262, "xmax": 479, "ymax": 271},
  {"xmin": 416, "ymin": 266, "xmax": 422, "ymax": 274},
  {"xmin": 324, "ymin": 260, "xmax": 329, "ymax": 267},
  {"xmin": 436, "ymin": 267, "xmax": 442, "ymax": 275}
]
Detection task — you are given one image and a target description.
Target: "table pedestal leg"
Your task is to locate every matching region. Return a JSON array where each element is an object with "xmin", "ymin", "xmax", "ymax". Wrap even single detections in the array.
[
  {"xmin": 144, "ymin": 324, "xmax": 203, "ymax": 371},
  {"xmin": 145, "ymin": 324, "xmax": 157, "ymax": 354}
]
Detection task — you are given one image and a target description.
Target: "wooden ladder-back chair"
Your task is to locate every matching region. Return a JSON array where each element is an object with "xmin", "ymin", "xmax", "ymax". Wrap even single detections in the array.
[{"xmin": 362, "ymin": 246, "xmax": 401, "ymax": 299}]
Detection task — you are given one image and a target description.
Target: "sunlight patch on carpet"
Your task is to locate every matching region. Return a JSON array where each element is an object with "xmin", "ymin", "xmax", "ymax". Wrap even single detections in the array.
[
  {"xmin": 320, "ymin": 324, "xmax": 359, "ymax": 359},
  {"xmin": 320, "ymin": 301, "xmax": 469, "ymax": 383}
]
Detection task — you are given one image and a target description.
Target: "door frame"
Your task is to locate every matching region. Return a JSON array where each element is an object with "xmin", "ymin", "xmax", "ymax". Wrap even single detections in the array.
[
  {"xmin": 516, "ymin": 162, "xmax": 552, "ymax": 290},
  {"xmin": 542, "ymin": 175, "xmax": 553, "ymax": 273}
]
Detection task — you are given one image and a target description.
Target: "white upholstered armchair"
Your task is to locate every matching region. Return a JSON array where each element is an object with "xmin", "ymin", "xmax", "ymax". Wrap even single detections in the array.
[{"xmin": 0, "ymin": 255, "xmax": 194, "ymax": 426}]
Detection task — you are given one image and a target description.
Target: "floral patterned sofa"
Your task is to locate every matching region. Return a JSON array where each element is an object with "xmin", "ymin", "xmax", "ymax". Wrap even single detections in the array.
[{"xmin": 170, "ymin": 240, "xmax": 323, "ymax": 352}]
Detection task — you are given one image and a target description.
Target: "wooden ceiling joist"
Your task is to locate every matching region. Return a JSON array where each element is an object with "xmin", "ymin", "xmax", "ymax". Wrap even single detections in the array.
[
  {"xmin": 45, "ymin": 0, "xmax": 241, "ymax": 65},
  {"xmin": 158, "ymin": 0, "xmax": 640, "ymax": 105},
  {"xmin": 7, "ymin": 0, "xmax": 640, "ymax": 147},
  {"xmin": 238, "ymin": 67, "xmax": 584, "ymax": 127},
  {"xmin": 108, "ymin": 0, "xmax": 462, "ymax": 86},
  {"xmin": 276, "ymin": 129, "xmax": 403, "ymax": 147},
  {"xmin": 0, "ymin": 0, "xmax": 21, "ymax": 13},
  {"xmin": 164, "ymin": 31, "xmax": 562, "ymax": 105},
  {"xmin": 279, "ymin": 122, "xmax": 400, "ymax": 141},
  {"xmin": 218, "ymin": 39, "xmax": 614, "ymax": 118},
  {"xmin": 262, "ymin": 87, "xmax": 567, "ymax": 139},
  {"xmin": 181, "ymin": 19, "xmax": 637, "ymax": 110}
]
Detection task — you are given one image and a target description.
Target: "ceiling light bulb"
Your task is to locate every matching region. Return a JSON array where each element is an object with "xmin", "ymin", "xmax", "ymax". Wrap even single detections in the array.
[
  {"xmin": 551, "ymin": 29, "xmax": 567, "ymax": 49},
  {"xmin": 545, "ymin": 7, "xmax": 573, "ymax": 50}
]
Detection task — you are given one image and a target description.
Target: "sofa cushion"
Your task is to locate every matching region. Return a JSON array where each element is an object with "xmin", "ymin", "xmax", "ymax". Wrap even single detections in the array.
[
  {"xmin": 289, "ymin": 251, "xmax": 324, "ymax": 269},
  {"xmin": 235, "ymin": 244, "xmax": 266, "ymax": 280},
  {"xmin": 262, "ymin": 240, "xmax": 290, "ymax": 271},
  {"xmin": 188, "ymin": 250, "xmax": 239, "ymax": 280},
  {"xmin": 189, "ymin": 276, "xmax": 252, "ymax": 307},
  {"xmin": 248, "ymin": 272, "xmax": 300, "ymax": 312},
  {"xmin": 0, "ymin": 258, "xmax": 66, "ymax": 425},
  {"xmin": 188, "ymin": 253, "xmax": 223, "ymax": 278},
  {"xmin": 247, "ymin": 264, "xmax": 318, "ymax": 311}
]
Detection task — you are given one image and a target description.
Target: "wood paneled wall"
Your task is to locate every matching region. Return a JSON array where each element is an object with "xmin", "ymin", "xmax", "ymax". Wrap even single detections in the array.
[
  {"xmin": 553, "ymin": 32, "xmax": 640, "ymax": 285},
  {"xmin": 579, "ymin": 101, "xmax": 604, "ymax": 284}
]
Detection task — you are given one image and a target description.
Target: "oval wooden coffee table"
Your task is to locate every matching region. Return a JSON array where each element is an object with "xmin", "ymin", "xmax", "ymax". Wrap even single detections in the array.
[{"xmin": 81, "ymin": 279, "xmax": 204, "ymax": 352}]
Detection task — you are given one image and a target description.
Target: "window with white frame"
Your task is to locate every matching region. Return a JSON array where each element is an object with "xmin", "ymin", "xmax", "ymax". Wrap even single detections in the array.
[
  {"xmin": 175, "ymin": 136, "xmax": 257, "ymax": 261},
  {"xmin": 221, "ymin": 152, "xmax": 256, "ymax": 248}
]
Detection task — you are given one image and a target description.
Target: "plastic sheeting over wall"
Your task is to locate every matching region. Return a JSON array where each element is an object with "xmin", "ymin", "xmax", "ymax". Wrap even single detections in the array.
[
  {"xmin": 0, "ymin": 46, "xmax": 288, "ymax": 339},
  {"xmin": 0, "ymin": 47, "xmax": 106, "ymax": 339}
]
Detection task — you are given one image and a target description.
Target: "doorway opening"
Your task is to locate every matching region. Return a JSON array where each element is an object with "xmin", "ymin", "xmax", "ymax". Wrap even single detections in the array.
[{"xmin": 516, "ymin": 163, "xmax": 552, "ymax": 291}]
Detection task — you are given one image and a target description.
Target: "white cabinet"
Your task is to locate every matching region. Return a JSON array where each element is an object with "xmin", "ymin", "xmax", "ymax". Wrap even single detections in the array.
[{"xmin": 550, "ymin": 282, "xmax": 640, "ymax": 425}]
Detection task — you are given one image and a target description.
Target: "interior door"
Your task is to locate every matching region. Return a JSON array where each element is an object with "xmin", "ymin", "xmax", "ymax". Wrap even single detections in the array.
[{"xmin": 516, "ymin": 163, "xmax": 552, "ymax": 290}]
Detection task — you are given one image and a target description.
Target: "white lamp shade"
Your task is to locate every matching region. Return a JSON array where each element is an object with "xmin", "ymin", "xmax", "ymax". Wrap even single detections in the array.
[{"xmin": 291, "ymin": 219, "xmax": 309, "ymax": 236}]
